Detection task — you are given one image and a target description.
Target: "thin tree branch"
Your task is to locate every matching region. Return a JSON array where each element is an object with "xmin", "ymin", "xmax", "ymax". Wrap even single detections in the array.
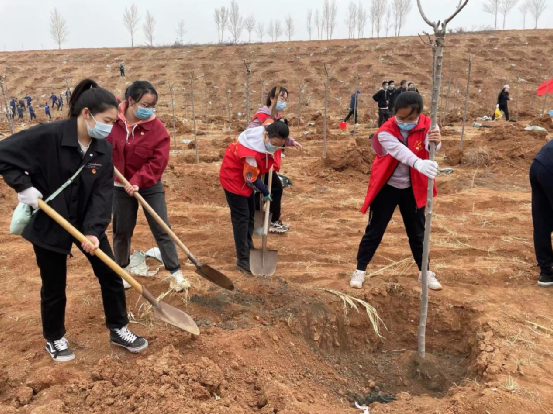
[
  {"xmin": 416, "ymin": 0, "xmax": 437, "ymax": 29},
  {"xmin": 444, "ymin": 0, "xmax": 470, "ymax": 25}
]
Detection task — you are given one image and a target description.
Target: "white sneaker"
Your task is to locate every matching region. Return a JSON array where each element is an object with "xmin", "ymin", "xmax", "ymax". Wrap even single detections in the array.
[
  {"xmin": 350, "ymin": 270, "xmax": 366, "ymax": 289},
  {"xmin": 418, "ymin": 270, "xmax": 443, "ymax": 291},
  {"xmin": 170, "ymin": 270, "xmax": 191, "ymax": 292}
]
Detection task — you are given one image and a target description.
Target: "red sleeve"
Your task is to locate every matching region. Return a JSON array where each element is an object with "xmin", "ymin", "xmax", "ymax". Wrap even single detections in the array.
[{"xmin": 129, "ymin": 124, "xmax": 170, "ymax": 188}]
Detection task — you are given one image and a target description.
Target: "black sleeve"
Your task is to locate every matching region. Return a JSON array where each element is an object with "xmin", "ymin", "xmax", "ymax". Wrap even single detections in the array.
[
  {"xmin": 81, "ymin": 157, "xmax": 114, "ymax": 238},
  {"xmin": 372, "ymin": 91, "xmax": 380, "ymax": 102},
  {"xmin": 0, "ymin": 126, "xmax": 45, "ymax": 192}
]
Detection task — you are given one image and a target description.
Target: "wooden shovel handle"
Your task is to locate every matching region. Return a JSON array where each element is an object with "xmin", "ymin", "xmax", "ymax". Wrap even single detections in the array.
[
  {"xmin": 113, "ymin": 168, "xmax": 194, "ymax": 259},
  {"xmin": 263, "ymin": 167, "xmax": 274, "ymax": 238},
  {"xmin": 37, "ymin": 199, "xmax": 144, "ymax": 293}
]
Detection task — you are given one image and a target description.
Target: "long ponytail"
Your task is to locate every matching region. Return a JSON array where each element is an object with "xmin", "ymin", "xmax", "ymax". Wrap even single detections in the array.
[{"xmin": 68, "ymin": 78, "xmax": 118, "ymax": 118}]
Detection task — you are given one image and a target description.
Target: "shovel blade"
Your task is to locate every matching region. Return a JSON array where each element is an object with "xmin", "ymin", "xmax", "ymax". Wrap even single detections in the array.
[
  {"xmin": 254, "ymin": 211, "xmax": 271, "ymax": 237},
  {"xmin": 142, "ymin": 286, "xmax": 200, "ymax": 335},
  {"xmin": 249, "ymin": 248, "xmax": 278, "ymax": 276},
  {"xmin": 195, "ymin": 264, "xmax": 234, "ymax": 290}
]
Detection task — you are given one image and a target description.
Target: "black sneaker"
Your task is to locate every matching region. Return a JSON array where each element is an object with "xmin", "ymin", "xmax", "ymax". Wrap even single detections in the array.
[
  {"xmin": 236, "ymin": 263, "xmax": 252, "ymax": 275},
  {"xmin": 538, "ymin": 272, "xmax": 553, "ymax": 287},
  {"xmin": 45, "ymin": 337, "xmax": 75, "ymax": 362},
  {"xmin": 269, "ymin": 221, "xmax": 289, "ymax": 234},
  {"xmin": 110, "ymin": 326, "xmax": 148, "ymax": 353}
]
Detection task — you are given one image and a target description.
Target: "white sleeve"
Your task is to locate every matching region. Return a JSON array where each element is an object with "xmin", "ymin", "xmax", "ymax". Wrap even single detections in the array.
[
  {"xmin": 378, "ymin": 132, "xmax": 419, "ymax": 168},
  {"xmin": 424, "ymin": 125, "xmax": 442, "ymax": 152}
]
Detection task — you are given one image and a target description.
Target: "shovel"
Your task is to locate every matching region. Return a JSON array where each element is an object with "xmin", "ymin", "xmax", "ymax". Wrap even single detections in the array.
[
  {"xmin": 254, "ymin": 181, "xmax": 271, "ymax": 237},
  {"xmin": 250, "ymin": 167, "xmax": 278, "ymax": 276},
  {"xmin": 37, "ymin": 199, "xmax": 200, "ymax": 335},
  {"xmin": 114, "ymin": 168, "xmax": 234, "ymax": 291}
]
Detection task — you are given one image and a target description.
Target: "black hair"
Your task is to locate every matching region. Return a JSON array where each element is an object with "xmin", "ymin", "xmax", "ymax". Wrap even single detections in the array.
[
  {"xmin": 389, "ymin": 80, "xmax": 395, "ymax": 84},
  {"xmin": 265, "ymin": 86, "xmax": 289, "ymax": 107},
  {"xmin": 381, "ymin": 81, "xmax": 388, "ymax": 86},
  {"xmin": 265, "ymin": 120, "xmax": 289, "ymax": 139},
  {"xmin": 68, "ymin": 78, "xmax": 118, "ymax": 118},
  {"xmin": 394, "ymin": 91, "xmax": 424, "ymax": 115},
  {"xmin": 400, "ymin": 79, "xmax": 407, "ymax": 86},
  {"xmin": 125, "ymin": 80, "xmax": 158, "ymax": 105}
]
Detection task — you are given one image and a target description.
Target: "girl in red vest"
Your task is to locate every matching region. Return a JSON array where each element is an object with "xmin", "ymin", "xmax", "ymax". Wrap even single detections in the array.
[
  {"xmin": 107, "ymin": 81, "xmax": 189, "ymax": 292},
  {"xmin": 351, "ymin": 92, "xmax": 443, "ymax": 290},
  {"xmin": 248, "ymin": 86, "xmax": 302, "ymax": 234},
  {"xmin": 220, "ymin": 121, "xmax": 289, "ymax": 274}
]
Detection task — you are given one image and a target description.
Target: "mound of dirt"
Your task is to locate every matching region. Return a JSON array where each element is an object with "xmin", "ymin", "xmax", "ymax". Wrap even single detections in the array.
[
  {"xmin": 316, "ymin": 144, "xmax": 375, "ymax": 175},
  {"xmin": 529, "ymin": 115, "xmax": 553, "ymax": 132}
]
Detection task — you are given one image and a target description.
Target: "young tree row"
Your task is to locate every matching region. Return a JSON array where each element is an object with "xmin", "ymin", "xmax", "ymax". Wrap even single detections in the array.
[{"xmin": 483, "ymin": 0, "xmax": 548, "ymax": 30}]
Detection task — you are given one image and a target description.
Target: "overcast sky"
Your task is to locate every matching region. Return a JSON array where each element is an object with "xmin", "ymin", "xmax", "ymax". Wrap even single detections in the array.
[{"xmin": 1, "ymin": 0, "xmax": 552, "ymax": 51}]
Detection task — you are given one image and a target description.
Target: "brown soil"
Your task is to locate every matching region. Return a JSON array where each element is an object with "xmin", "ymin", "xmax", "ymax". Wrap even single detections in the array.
[{"xmin": 1, "ymin": 32, "xmax": 553, "ymax": 414}]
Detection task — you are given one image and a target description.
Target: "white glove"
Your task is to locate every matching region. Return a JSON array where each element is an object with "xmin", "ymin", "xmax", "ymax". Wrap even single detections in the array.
[
  {"xmin": 17, "ymin": 187, "xmax": 43, "ymax": 209},
  {"xmin": 414, "ymin": 159, "xmax": 439, "ymax": 180}
]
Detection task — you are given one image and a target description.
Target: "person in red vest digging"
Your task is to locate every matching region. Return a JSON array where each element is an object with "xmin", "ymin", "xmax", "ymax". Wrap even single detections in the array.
[
  {"xmin": 351, "ymin": 92, "xmax": 443, "ymax": 291},
  {"xmin": 248, "ymin": 86, "xmax": 302, "ymax": 234},
  {"xmin": 219, "ymin": 121, "xmax": 289, "ymax": 274}
]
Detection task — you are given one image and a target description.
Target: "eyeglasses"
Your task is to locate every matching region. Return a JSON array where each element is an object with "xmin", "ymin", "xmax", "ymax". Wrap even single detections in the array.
[{"xmin": 134, "ymin": 101, "xmax": 157, "ymax": 111}]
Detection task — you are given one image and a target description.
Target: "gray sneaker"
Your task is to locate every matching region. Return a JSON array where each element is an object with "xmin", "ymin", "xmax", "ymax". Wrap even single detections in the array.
[
  {"xmin": 45, "ymin": 337, "xmax": 75, "ymax": 362},
  {"xmin": 110, "ymin": 326, "xmax": 148, "ymax": 353}
]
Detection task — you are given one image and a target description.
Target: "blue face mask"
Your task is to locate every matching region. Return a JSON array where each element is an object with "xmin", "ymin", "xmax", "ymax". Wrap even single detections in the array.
[
  {"xmin": 133, "ymin": 104, "xmax": 155, "ymax": 120},
  {"xmin": 86, "ymin": 113, "xmax": 113, "ymax": 139},
  {"xmin": 396, "ymin": 117, "xmax": 419, "ymax": 132},
  {"xmin": 276, "ymin": 101, "xmax": 287, "ymax": 111},
  {"xmin": 265, "ymin": 141, "xmax": 280, "ymax": 154},
  {"xmin": 385, "ymin": 86, "xmax": 389, "ymax": 90}
]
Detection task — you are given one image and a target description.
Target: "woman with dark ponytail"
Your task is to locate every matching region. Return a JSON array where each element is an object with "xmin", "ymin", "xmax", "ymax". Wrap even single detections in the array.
[
  {"xmin": 107, "ymin": 80, "xmax": 189, "ymax": 292},
  {"xmin": 0, "ymin": 79, "xmax": 148, "ymax": 362}
]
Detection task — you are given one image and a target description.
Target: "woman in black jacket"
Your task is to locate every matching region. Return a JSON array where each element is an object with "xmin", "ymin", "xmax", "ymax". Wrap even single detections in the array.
[
  {"xmin": 0, "ymin": 79, "xmax": 147, "ymax": 362},
  {"xmin": 493, "ymin": 85, "xmax": 512, "ymax": 121}
]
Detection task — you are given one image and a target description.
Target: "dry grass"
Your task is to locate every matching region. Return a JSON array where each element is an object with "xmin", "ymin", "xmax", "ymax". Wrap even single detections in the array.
[
  {"xmin": 318, "ymin": 288, "xmax": 387, "ymax": 338},
  {"xmin": 464, "ymin": 146, "xmax": 492, "ymax": 166}
]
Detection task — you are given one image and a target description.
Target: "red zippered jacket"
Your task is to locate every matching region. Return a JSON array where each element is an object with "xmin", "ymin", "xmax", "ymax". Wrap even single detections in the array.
[
  {"xmin": 219, "ymin": 139, "xmax": 281, "ymax": 197},
  {"xmin": 107, "ymin": 102, "xmax": 170, "ymax": 189},
  {"xmin": 360, "ymin": 114, "xmax": 437, "ymax": 213}
]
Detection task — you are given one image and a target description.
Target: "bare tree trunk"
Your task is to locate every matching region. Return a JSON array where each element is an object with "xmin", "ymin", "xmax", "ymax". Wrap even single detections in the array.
[
  {"xmin": 190, "ymin": 73, "xmax": 199, "ymax": 164},
  {"xmin": 297, "ymin": 83, "xmax": 302, "ymax": 134},
  {"xmin": 516, "ymin": 75, "xmax": 520, "ymax": 121},
  {"xmin": 169, "ymin": 83, "xmax": 177, "ymax": 150},
  {"xmin": 226, "ymin": 89, "xmax": 232, "ymax": 122},
  {"xmin": 323, "ymin": 63, "xmax": 330, "ymax": 158},
  {"xmin": 542, "ymin": 77, "xmax": 551, "ymax": 116},
  {"xmin": 260, "ymin": 83, "xmax": 265, "ymax": 107},
  {"xmin": 0, "ymin": 77, "xmax": 14, "ymax": 135},
  {"xmin": 243, "ymin": 61, "xmax": 251, "ymax": 128},
  {"xmin": 444, "ymin": 62, "xmax": 453, "ymax": 121},
  {"xmin": 460, "ymin": 55, "xmax": 472, "ymax": 149}
]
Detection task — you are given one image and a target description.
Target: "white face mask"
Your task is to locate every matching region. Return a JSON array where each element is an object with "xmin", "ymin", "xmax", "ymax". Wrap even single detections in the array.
[{"xmin": 85, "ymin": 112, "xmax": 113, "ymax": 140}]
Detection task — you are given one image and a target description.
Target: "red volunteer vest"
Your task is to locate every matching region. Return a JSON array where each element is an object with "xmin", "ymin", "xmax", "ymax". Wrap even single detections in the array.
[
  {"xmin": 360, "ymin": 114, "xmax": 437, "ymax": 213},
  {"xmin": 219, "ymin": 140, "xmax": 281, "ymax": 197}
]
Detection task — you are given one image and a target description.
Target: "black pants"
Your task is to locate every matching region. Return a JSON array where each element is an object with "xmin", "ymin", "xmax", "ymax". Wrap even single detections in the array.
[
  {"xmin": 378, "ymin": 108, "xmax": 390, "ymax": 127},
  {"xmin": 344, "ymin": 108, "xmax": 358, "ymax": 124},
  {"xmin": 120, "ymin": 70, "xmax": 125, "ymax": 77},
  {"xmin": 356, "ymin": 185, "xmax": 426, "ymax": 271},
  {"xmin": 225, "ymin": 190, "xmax": 255, "ymax": 268},
  {"xmin": 33, "ymin": 236, "xmax": 129, "ymax": 341},
  {"xmin": 492, "ymin": 104, "xmax": 509, "ymax": 121},
  {"xmin": 254, "ymin": 171, "xmax": 283, "ymax": 222},
  {"xmin": 530, "ymin": 160, "xmax": 553, "ymax": 270},
  {"xmin": 30, "ymin": 112, "xmax": 36, "ymax": 120},
  {"xmin": 112, "ymin": 181, "xmax": 180, "ymax": 272}
]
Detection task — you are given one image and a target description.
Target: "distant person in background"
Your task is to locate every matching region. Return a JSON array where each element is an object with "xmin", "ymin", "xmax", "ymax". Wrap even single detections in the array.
[
  {"xmin": 373, "ymin": 81, "xmax": 390, "ymax": 127},
  {"xmin": 16, "ymin": 106, "xmax": 24, "ymax": 120},
  {"xmin": 388, "ymin": 80, "xmax": 398, "ymax": 116},
  {"xmin": 65, "ymin": 89, "xmax": 71, "ymax": 100},
  {"xmin": 530, "ymin": 139, "xmax": 553, "ymax": 288},
  {"xmin": 10, "ymin": 97, "xmax": 16, "ymax": 115},
  {"xmin": 344, "ymin": 89, "xmax": 361, "ymax": 125},
  {"xmin": 25, "ymin": 94, "xmax": 32, "ymax": 107},
  {"xmin": 58, "ymin": 93, "xmax": 64, "ymax": 111},
  {"xmin": 407, "ymin": 82, "xmax": 419, "ymax": 93},
  {"xmin": 19, "ymin": 99, "xmax": 26, "ymax": 112},
  {"xmin": 492, "ymin": 85, "xmax": 512, "ymax": 122},
  {"xmin": 119, "ymin": 62, "xmax": 125, "ymax": 77},
  {"xmin": 29, "ymin": 103, "xmax": 36, "ymax": 121},
  {"xmin": 50, "ymin": 93, "xmax": 58, "ymax": 108},
  {"xmin": 44, "ymin": 103, "xmax": 52, "ymax": 120}
]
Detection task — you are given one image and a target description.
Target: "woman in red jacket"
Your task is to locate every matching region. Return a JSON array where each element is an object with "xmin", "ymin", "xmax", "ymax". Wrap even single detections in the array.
[
  {"xmin": 107, "ymin": 81, "xmax": 188, "ymax": 292},
  {"xmin": 351, "ymin": 92, "xmax": 443, "ymax": 291},
  {"xmin": 220, "ymin": 121, "xmax": 289, "ymax": 274}
]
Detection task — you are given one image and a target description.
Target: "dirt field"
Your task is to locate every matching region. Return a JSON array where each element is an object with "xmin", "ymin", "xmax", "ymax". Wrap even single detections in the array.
[{"xmin": 1, "ymin": 31, "xmax": 553, "ymax": 414}]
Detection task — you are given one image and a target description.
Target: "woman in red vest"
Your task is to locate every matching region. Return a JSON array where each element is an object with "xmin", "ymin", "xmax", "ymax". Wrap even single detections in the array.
[
  {"xmin": 351, "ymin": 92, "xmax": 443, "ymax": 290},
  {"xmin": 107, "ymin": 81, "xmax": 189, "ymax": 292},
  {"xmin": 248, "ymin": 86, "xmax": 302, "ymax": 234},
  {"xmin": 219, "ymin": 121, "xmax": 289, "ymax": 274}
]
